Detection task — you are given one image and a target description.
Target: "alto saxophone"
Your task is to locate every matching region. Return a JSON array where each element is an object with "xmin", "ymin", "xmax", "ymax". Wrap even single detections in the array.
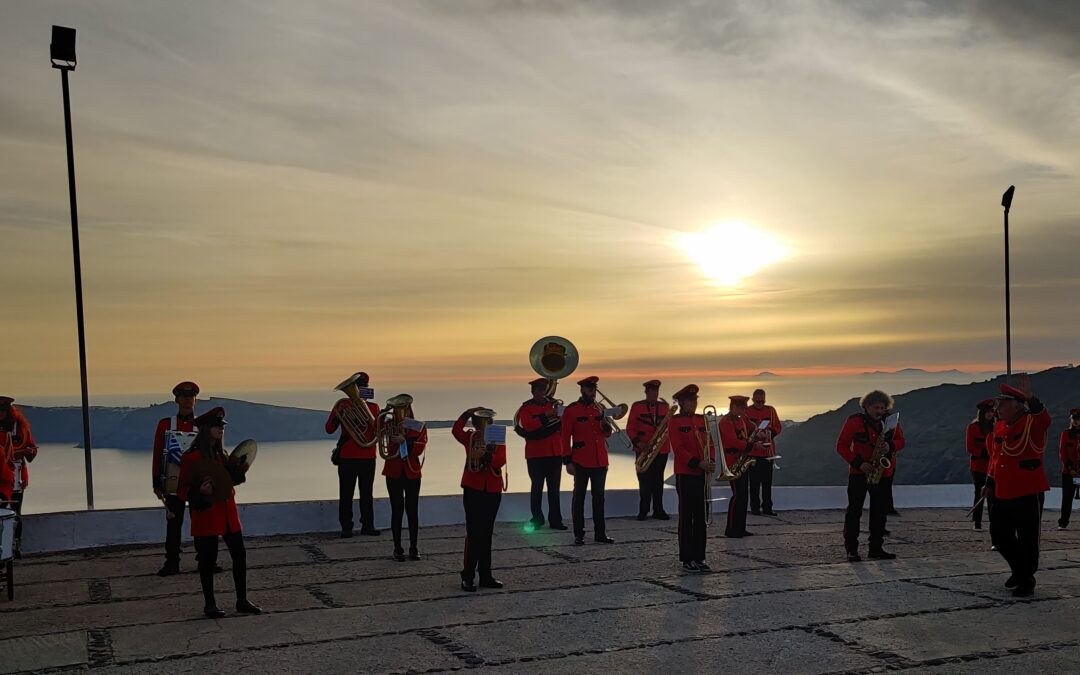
[{"xmin": 866, "ymin": 421, "xmax": 894, "ymax": 486}]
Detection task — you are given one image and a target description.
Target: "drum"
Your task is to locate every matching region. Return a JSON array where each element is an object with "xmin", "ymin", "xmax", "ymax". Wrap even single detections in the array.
[
  {"xmin": 0, "ymin": 508, "xmax": 14, "ymax": 562},
  {"xmin": 162, "ymin": 430, "xmax": 198, "ymax": 495}
]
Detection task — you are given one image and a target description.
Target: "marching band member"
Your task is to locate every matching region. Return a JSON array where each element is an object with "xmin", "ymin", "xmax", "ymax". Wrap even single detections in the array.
[
  {"xmin": 668, "ymin": 385, "xmax": 713, "ymax": 572},
  {"xmin": 745, "ymin": 389, "xmax": 782, "ymax": 517},
  {"xmin": 627, "ymin": 380, "xmax": 671, "ymax": 521},
  {"xmin": 515, "ymin": 378, "xmax": 567, "ymax": 530},
  {"xmin": 453, "ymin": 407, "xmax": 506, "ymax": 592},
  {"xmin": 327, "ymin": 372, "xmax": 382, "ymax": 538},
  {"xmin": 151, "ymin": 381, "xmax": 200, "ymax": 576},
  {"xmin": 382, "ymin": 399, "xmax": 427, "ymax": 561},
  {"xmin": 0, "ymin": 396, "xmax": 37, "ymax": 559},
  {"xmin": 562, "ymin": 376, "xmax": 615, "ymax": 546},
  {"xmin": 987, "ymin": 377, "xmax": 1051, "ymax": 597},
  {"xmin": 1058, "ymin": 408, "xmax": 1080, "ymax": 530},
  {"xmin": 719, "ymin": 395, "xmax": 760, "ymax": 538},
  {"xmin": 836, "ymin": 390, "xmax": 904, "ymax": 562},
  {"xmin": 176, "ymin": 407, "xmax": 260, "ymax": 618},
  {"xmin": 966, "ymin": 399, "xmax": 995, "ymax": 530}
]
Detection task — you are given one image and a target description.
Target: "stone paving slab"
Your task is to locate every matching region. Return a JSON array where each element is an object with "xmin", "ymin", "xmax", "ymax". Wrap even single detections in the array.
[
  {"xmin": 906, "ymin": 644, "xmax": 1080, "ymax": 674},
  {"xmin": 0, "ymin": 631, "xmax": 86, "ymax": 674}
]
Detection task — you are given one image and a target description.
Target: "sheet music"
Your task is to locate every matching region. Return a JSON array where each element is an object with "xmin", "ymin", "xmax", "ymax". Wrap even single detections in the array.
[{"xmin": 484, "ymin": 425, "xmax": 507, "ymax": 445}]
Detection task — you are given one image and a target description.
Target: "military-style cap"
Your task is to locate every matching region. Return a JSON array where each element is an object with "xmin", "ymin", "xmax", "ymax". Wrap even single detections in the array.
[
  {"xmin": 0, "ymin": 396, "xmax": 13, "ymax": 408},
  {"xmin": 194, "ymin": 406, "xmax": 227, "ymax": 428},
  {"xmin": 672, "ymin": 384, "xmax": 699, "ymax": 401},
  {"xmin": 729, "ymin": 395, "xmax": 750, "ymax": 405},
  {"xmin": 577, "ymin": 376, "xmax": 599, "ymax": 387},
  {"xmin": 976, "ymin": 399, "xmax": 996, "ymax": 410},
  {"xmin": 172, "ymin": 381, "xmax": 200, "ymax": 397},
  {"xmin": 529, "ymin": 377, "xmax": 549, "ymax": 388},
  {"xmin": 995, "ymin": 384, "xmax": 1027, "ymax": 403},
  {"xmin": 642, "ymin": 379, "xmax": 661, "ymax": 389}
]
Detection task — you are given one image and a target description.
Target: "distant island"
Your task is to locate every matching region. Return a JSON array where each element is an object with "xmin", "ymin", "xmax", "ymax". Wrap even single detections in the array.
[{"xmin": 859, "ymin": 368, "xmax": 972, "ymax": 377}]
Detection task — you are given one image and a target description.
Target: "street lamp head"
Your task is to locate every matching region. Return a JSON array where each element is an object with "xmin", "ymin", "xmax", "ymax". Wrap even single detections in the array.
[
  {"xmin": 51, "ymin": 25, "xmax": 77, "ymax": 70},
  {"xmin": 1001, "ymin": 185, "xmax": 1015, "ymax": 212}
]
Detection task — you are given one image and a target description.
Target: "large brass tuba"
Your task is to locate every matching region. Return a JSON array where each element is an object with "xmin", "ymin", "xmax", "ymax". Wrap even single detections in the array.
[
  {"xmin": 527, "ymin": 336, "xmax": 579, "ymax": 400},
  {"xmin": 635, "ymin": 399, "xmax": 677, "ymax": 474},
  {"xmin": 467, "ymin": 408, "xmax": 497, "ymax": 472},
  {"xmin": 377, "ymin": 394, "xmax": 416, "ymax": 461},
  {"xmin": 333, "ymin": 372, "xmax": 379, "ymax": 448}
]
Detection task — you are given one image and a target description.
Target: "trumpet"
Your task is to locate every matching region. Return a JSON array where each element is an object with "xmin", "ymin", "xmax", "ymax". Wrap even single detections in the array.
[
  {"xmin": 467, "ymin": 409, "xmax": 496, "ymax": 473},
  {"xmin": 635, "ymin": 399, "xmax": 676, "ymax": 474},
  {"xmin": 377, "ymin": 394, "xmax": 417, "ymax": 461},
  {"xmin": 333, "ymin": 372, "xmax": 378, "ymax": 448}
]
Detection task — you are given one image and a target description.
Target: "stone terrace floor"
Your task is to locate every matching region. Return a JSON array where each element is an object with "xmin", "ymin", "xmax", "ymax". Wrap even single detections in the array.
[{"xmin": 3, "ymin": 507, "xmax": 1080, "ymax": 674}]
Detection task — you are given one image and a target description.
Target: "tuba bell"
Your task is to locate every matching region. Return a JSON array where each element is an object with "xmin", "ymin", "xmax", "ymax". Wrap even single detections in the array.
[
  {"xmin": 333, "ymin": 372, "xmax": 379, "ymax": 448},
  {"xmin": 527, "ymin": 336, "xmax": 580, "ymax": 400},
  {"xmin": 377, "ymin": 394, "xmax": 416, "ymax": 461}
]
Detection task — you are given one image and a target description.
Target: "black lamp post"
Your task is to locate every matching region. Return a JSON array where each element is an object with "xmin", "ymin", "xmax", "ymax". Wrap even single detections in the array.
[
  {"xmin": 51, "ymin": 25, "xmax": 95, "ymax": 510},
  {"xmin": 1001, "ymin": 185, "xmax": 1015, "ymax": 380}
]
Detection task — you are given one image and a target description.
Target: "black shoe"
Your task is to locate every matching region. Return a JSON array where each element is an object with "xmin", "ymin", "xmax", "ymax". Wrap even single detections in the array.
[
  {"xmin": 636, "ymin": 514, "xmax": 649, "ymax": 521},
  {"xmin": 974, "ymin": 522, "xmax": 983, "ymax": 530},
  {"xmin": 236, "ymin": 599, "xmax": 262, "ymax": 614},
  {"xmin": 409, "ymin": 548, "xmax": 421, "ymax": 561},
  {"xmin": 594, "ymin": 536, "xmax": 615, "ymax": 544},
  {"xmin": 846, "ymin": 551, "xmax": 862, "ymax": 563},
  {"xmin": 203, "ymin": 604, "xmax": 226, "ymax": 619},
  {"xmin": 479, "ymin": 577, "xmax": 504, "ymax": 589},
  {"xmin": 213, "ymin": 565, "xmax": 224, "ymax": 574},
  {"xmin": 652, "ymin": 512, "xmax": 671, "ymax": 521},
  {"xmin": 884, "ymin": 529, "xmax": 891, "ymax": 536},
  {"xmin": 763, "ymin": 510, "xmax": 778, "ymax": 517},
  {"xmin": 13, "ymin": 549, "xmax": 21, "ymax": 560},
  {"xmin": 340, "ymin": 529, "xmax": 354, "ymax": 538},
  {"xmin": 574, "ymin": 537, "xmax": 585, "ymax": 546},
  {"xmin": 460, "ymin": 577, "xmax": 477, "ymax": 592},
  {"xmin": 887, "ymin": 509, "xmax": 901, "ymax": 516},
  {"xmin": 550, "ymin": 522, "xmax": 568, "ymax": 530},
  {"xmin": 682, "ymin": 561, "xmax": 700, "ymax": 573},
  {"xmin": 528, "ymin": 518, "xmax": 545, "ymax": 529},
  {"xmin": 741, "ymin": 531, "xmax": 755, "ymax": 537},
  {"xmin": 157, "ymin": 562, "xmax": 180, "ymax": 577},
  {"xmin": 868, "ymin": 549, "xmax": 897, "ymax": 560},
  {"xmin": 1058, "ymin": 520, "xmax": 1068, "ymax": 530},
  {"xmin": 393, "ymin": 548, "xmax": 406, "ymax": 562},
  {"xmin": 1004, "ymin": 574, "xmax": 1019, "ymax": 588},
  {"xmin": 360, "ymin": 528, "xmax": 381, "ymax": 536},
  {"xmin": 695, "ymin": 561, "xmax": 712, "ymax": 572},
  {"xmin": 1012, "ymin": 579, "xmax": 1036, "ymax": 597},
  {"xmin": 751, "ymin": 510, "xmax": 762, "ymax": 516},
  {"xmin": 725, "ymin": 530, "xmax": 744, "ymax": 538}
]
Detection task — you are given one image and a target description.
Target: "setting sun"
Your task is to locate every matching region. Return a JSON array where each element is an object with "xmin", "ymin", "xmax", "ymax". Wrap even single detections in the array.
[{"xmin": 676, "ymin": 221, "xmax": 789, "ymax": 286}]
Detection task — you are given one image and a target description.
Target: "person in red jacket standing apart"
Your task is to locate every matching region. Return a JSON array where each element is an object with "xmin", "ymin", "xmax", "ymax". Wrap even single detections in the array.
[
  {"xmin": 381, "ymin": 399, "xmax": 427, "ymax": 561},
  {"xmin": 1056, "ymin": 408, "xmax": 1080, "ymax": 530},
  {"xmin": 745, "ymin": 389, "xmax": 782, "ymax": 517},
  {"xmin": 453, "ymin": 407, "xmax": 507, "ymax": 592},
  {"xmin": 0, "ymin": 396, "xmax": 37, "ymax": 559},
  {"xmin": 176, "ymin": 407, "xmax": 260, "ymax": 618},
  {"xmin": 562, "ymin": 376, "xmax": 616, "ymax": 546},
  {"xmin": 151, "ymin": 381, "xmax": 201, "ymax": 576},
  {"xmin": 514, "ymin": 378, "xmax": 566, "ymax": 531},
  {"xmin": 667, "ymin": 384, "xmax": 715, "ymax": 573},
  {"xmin": 836, "ymin": 390, "xmax": 904, "ymax": 562},
  {"xmin": 966, "ymin": 399, "xmax": 996, "ymax": 530},
  {"xmin": 986, "ymin": 376, "xmax": 1051, "ymax": 597},
  {"xmin": 627, "ymin": 379, "xmax": 672, "ymax": 521},
  {"xmin": 327, "ymin": 372, "xmax": 382, "ymax": 538}
]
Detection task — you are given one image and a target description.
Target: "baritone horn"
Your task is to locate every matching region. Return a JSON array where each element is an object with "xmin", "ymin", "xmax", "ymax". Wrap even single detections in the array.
[
  {"xmin": 635, "ymin": 399, "xmax": 676, "ymax": 474},
  {"xmin": 333, "ymin": 372, "xmax": 378, "ymax": 448},
  {"xmin": 377, "ymin": 394, "xmax": 417, "ymax": 461},
  {"xmin": 467, "ymin": 408, "xmax": 496, "ymax": 473}
]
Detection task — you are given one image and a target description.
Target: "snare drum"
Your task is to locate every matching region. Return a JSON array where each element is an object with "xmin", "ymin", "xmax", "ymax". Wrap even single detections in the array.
[{"xmin": 0, "ymin": 508, "xmax": 14, "ymax": 563}]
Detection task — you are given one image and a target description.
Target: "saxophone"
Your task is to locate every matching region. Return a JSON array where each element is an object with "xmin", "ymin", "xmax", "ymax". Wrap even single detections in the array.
[
  {"xmin": 866, "ymin": 414, "xmax": 896, "ymax": 485},
  {"xmin": 729, "ymin": 454, "xmax": 757, "ymax": 480},
  {"xmin": 635, "ymin": 400, "xmax": 677, "ymax": 474}
]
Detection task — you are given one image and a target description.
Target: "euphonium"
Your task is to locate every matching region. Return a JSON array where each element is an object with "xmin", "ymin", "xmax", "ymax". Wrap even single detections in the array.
[
  {"xmin": 866, "ymin": 412, "xmax": 897, "ymax": 486},
  {"xmin": 333, "ymin": 373, "xmax": 378, "ymax": 448},
  {"xmin": 635, "ymin": 400, "xmax": 676, "ymax": 474},
  {"xmin": 467, "ymin": 409, "xmax": 496, "ymax": 473},
  {"xmin": 377, "ymin": 394, "xmax": 415, "ymax": 461}
]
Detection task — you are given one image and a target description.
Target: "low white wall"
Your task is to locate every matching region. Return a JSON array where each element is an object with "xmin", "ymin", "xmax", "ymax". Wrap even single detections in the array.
[{"xmin": 20, "ymin": 484, "xmax": 1064, "ymax": 554}]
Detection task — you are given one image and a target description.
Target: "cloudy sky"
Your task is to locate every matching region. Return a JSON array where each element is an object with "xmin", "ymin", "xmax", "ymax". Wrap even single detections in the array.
[{"xmin": 2, "ymin": 1, "xmax": 1078, "ymax": 416}]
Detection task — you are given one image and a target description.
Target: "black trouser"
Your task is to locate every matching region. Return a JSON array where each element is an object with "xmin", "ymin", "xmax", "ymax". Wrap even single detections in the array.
[
  {"xmin": 10, "ymin": 491, "xmax": 24, "ymax": 551},
  {"xmin": 338, "ymin": 458, "xmax": 376, "ymax": 532},
  {"xmin": 193, "ymin": 530, "xmax": 247, "ymax": 607},
  {"xmin": 386, "ymin": 475, "xmax": 421, "ymax": 550},
  {"xmin": 163, "ymin": 494, "xmax": 187, "ymax": 565},
  {"xmin": 526, "ymin": 457, "xmax": 563, "ymax": 526},
  {"xmin": 844, "ymin": 473, "xmax": 888, "ymax": 552},
  {"xmin": 572, "ymin": 465, "xmax": 608, "ymax": 539},
  {"xmin": 749, "ymin": 459, "xmax": 773, "ymax": 512},
  {"xmin": 637, "ymin": 453, "xmax": 669, "ymax": 517},
  {"xmin": 971, "ymin": 472, "xmax": 987, "ymax": 525},
  {"xmin": 462, "ymin": 487, "xmax": 501, "ymax": 581},
  {"xmin": 676, "ymin": 474, "xmax": 707, "ymax": 562},
  {"xmin": 991, "ymin": 493, "xmax": 1042, "ymax": 581},
  {"xmin": 881, "ymin": 473, "xmax": 896, "ymax": 512},
  {"xmin": 725, "ymin": 472, "xmax": 750, "ymax": 536},
  {"xmin": 1060, "ymin": 474, "xmax": 1076, "ymax": 527}
]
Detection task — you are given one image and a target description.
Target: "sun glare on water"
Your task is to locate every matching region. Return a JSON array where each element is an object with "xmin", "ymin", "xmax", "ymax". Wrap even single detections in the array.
[{"xmin": 677, "ymin": 221, "xmax": 789, "ymax": 287}]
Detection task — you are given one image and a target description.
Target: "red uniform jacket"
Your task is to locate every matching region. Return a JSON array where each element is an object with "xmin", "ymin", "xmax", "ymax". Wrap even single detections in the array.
[
  {"xmin": 561, "ymin": 398, "xmax": 613, "ymax": 468},
  {"xmin": 152, "ymin": 413, "xmax": 196, "ymax": 490},
  {"xmin": 514, "ymin": 398, "xmax": 564, "ymax": 459},
  {"xmin": 990, "ymin": 401, "xmax": 1051, "ymax": 500},
  {"xmin": 1060, "ymin": 429, "xmax": 1080, "ymax": 476},
  {"xmin": 381, "ymin": 426, "xmax": 428, "ymax": 480},
  {"xmin": 326, "ymin": 398, "xmax": 381, "ymax": 460},
  {"xmin": 626, "ymin": 400, "xmax": 671, "ymax": 456},
  {"xmin": 668, "ymin": 413, "xmax": 714, "ymax": 476},
  {"xmin": 453, "ymin": 416, "xmax": 507, "ymax": 493},
  {"xmin": 835, "ymin": 413, "xmax": 906, "ymax": 477},
  {"xmin": 1, "ymin": 406, "xmax": 37, "ymax": 495},
  {"xmin": 719, "ymin": 413, "xmax": 761, "ymax": 468},
  {"xmin": 966, "ymin": 421, "xmax": 992, "ymax": 474},
  {"xmin": 176, "ymin": 445, "xmax": 243, "ymax": 537},
  {"xmin": 744, "ymin": 404, "xmax": 781, "ymax": 458}
]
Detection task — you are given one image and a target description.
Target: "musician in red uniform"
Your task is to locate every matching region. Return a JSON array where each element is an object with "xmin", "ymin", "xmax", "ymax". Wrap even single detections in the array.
[
  {"xmin": 719, "ymin": 395, "xmax": 764, "ymax": 538},
  {"xmin": 1058, "ymin": 408, "xmax": 1080, "ymax": 530},
  {"xmin": 987, "ymin": 377, "xmax": 1051, "ymax": 596},
  {"xmin": 836, "ymin": 390, "xmax": 905, "ymax": 562},
  {"xmin": 745, "ymin": 389, "xmax": 782, "ymax": 516},
  {"xmin": 668, "ymin": 385, "xmax": 714, "ymax": 572},
  {"xmin": 966, "ymin": 399, "xmax": 995, "ymax": 530},
  {"xmin": 151, "ymin": 381, "xmax": 200, "ymax": 576},
  {"xmin": 514, "ymin": 378, "xmax": 566, "ymax": 530},
  {"xmin": 453, "ymin": 407, "xmax": 506, "ymax": 592},
  {"xmin": 381, "ymin": 399, "xmax": 428, "ymax": 561},
  {"xmin": 0, "ymin": 397, "xmax": 37, "ymax": 558},
  {"xmin": 562, "ymin": 376, "xmax": 615, "ymax": 546},
  {"xmin": 327, "ymin": 372, "xmax": 382, "ymax": 538},
  {"xmin": 627, "ymin": 380, "xmax": 671, "ymax": 521},
  {"xmin": 176, "ymin": 407, "xmax": 260, "ymax": 617}
]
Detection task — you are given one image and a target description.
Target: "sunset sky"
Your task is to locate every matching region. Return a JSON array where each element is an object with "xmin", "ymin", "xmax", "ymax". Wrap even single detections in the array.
[{"xmin": 2, "ymin": 1, "xmax": 1078, "ymax": 418}]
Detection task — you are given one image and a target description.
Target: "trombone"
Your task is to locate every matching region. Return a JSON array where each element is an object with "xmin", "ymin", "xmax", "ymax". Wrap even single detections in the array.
[{"xmin": 702, "ymin": 405, "xmax": 735, "ymax": 525}]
